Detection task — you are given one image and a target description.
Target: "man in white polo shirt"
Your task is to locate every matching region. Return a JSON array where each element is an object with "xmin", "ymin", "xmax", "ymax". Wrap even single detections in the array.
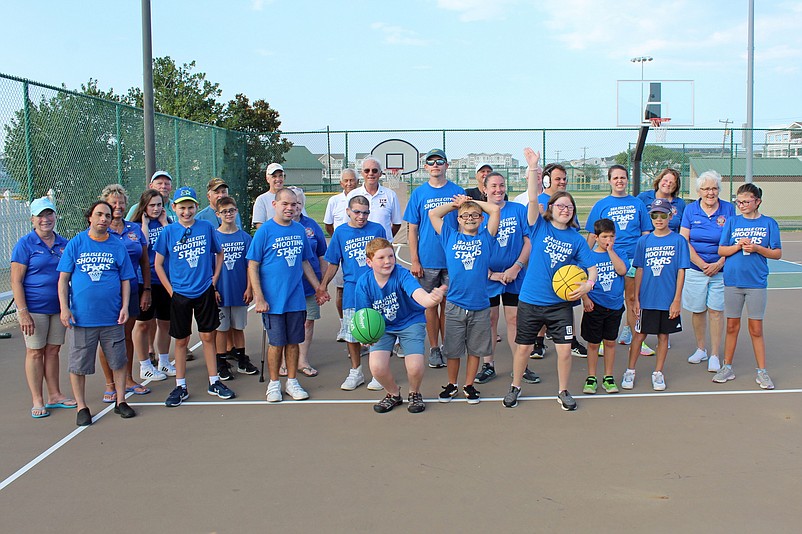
[{"xmin": 347, "ymin": 156, "xmax": 402, "ymax": 242}]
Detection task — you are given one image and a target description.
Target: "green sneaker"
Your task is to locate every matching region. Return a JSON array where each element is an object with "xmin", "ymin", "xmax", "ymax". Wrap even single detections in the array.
[
  {"xmin": 602, "ymin": 375, "xmax": 619, "ymax": 394},
  {"xmin": 583, "ymin": 376, "xmax": 597, "ymax": 395}
]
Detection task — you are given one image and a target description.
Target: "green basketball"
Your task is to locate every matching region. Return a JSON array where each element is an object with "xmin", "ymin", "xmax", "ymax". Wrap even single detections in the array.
[{"xmin": 351, "ymin": 308, "xmax": 386, "ymax": 344}]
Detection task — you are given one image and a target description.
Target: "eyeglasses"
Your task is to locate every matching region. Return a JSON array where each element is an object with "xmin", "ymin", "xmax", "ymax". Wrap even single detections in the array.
[
  {"xmin": 426, "ymin": 159, "xmax": 446, "ymax": 166},
  {"xmin": 700, "ymin": 187, "xmax": 719, "ymax": 192},
  {"xmin": 552, "ymin": 204, "xmax": 574, "ymax": 212},
  {"xmin": 179, "ymin": 226, "xmax": 192, "ymax": 244},
  {"xmin": 350, "ymin": 209, "xmax": 370, "ymax": 216},
  {"xmin": 362, "ymin": 168, "xmax": 381, "ymax": 175},
  {"xmin": 218, "ymin": 208, "xmax": 238, "ymax": 215},
  {"xmin": 735, "ymin": 199, "xmax": 756, "ymax": 206},
  {"xmin": 650, "ymin": 212, "xmax": 669, "ymax": 220},
  {"xmin": 459, "ymin": 213, "xmax": 483, "ymax": 221}
]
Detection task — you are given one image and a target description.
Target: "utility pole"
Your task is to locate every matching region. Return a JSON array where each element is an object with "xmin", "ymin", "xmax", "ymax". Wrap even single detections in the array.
[
  {"xmin": 554, "ymin": 150, "xmax": 560, "ymax": 162},
  {"xmin": 719, "ymin": 119, "xmax": 732, "ymax": 156}
]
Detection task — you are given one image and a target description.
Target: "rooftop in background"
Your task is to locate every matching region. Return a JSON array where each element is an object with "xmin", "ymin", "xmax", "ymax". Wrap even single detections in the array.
[{"xmin": 689, "ymin": 157, "xmax": 802, "ymax": 180}]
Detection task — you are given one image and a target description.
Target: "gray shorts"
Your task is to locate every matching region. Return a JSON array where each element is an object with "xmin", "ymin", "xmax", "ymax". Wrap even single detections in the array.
[
  {"xmin": 420, "ymin": 268, "xmax": 449, "ymax": 292},
  {"xmin": 68, "ymin": 325, "xmax": 126, "ymax": 375},
  {"xmin": 22, "ymin": 313, "xmax": 66, "ymax": 350},
  {"xmin": 218, "ymin": 306, "xmax": 248, "ymax": 331},
  {"xmin": 305, "ymin": 295, "xmax": 321, "ymax": 321},
  {"xmin": 443, "ymin": 301, "xmax": 492, "ymax": 358},
  {"xmin": 724, "ymin": 286, "xmax": 767, "ymax": 320},
  {"xmin": 334, "ymin": 268, "xmax": 344, "ymax": 289}
]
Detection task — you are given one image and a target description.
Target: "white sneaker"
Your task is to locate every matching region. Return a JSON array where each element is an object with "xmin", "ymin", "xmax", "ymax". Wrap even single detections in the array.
[
  {"xmin": 140, "ymin": 365, "xmax": 167, "ymax": 381},
  {"xmin": 622, "ymin": 369, "xmax": 635, "ymax": 390},
  {"xmin": 688, "ymin": 348, "xmax": 708, "ymax": 364},
  {"xmin": 652, "ymin": 371, "xmax": 666, "ymax": 391},
  {"xmin": 707, "ymin": 355, "xmax": 721, "ymax": 372},
  {"xmin": 640, "ymin": 342, "xmax": 655, "ymax": 356},
  {"xmin": 367, "ymin": 377, "xmax": 383, "ymax": 391},
  {"xmin": 341, "ymin": 366, "xmax": 365, "ymax": 390},
  {"xmin": 159, "ymin": 360, "xmax": 177, "ymax": 377},
  {"xmin": 285, "ymin": 379, "xmax": 309, "ymax": 400},
  {"xmin": 266, "ymin": 380, "xmax": 282, "ymax": 402}
]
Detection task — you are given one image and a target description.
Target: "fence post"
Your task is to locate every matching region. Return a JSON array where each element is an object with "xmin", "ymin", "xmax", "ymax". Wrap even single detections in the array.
[
  {"xmin": 115, "ymin": 103, "xmax": 123, "ymax": 183},
  {"xmin": 326, "ymin": 125, "xmax": 332, "ymax": 185},
  {"xmin": 542, "ymin": 130, "xmax": 547, "ymax": 165},
  {"xmin": 22, "ymin": 81, "xmax": 34, "ymax": 201},
  {"xmin": 174, "ymin": 117, "xmax": 180, "ymax": 183},
  {"xmin": 212, "ymin": 127, "xmax": 218, "ymax": 177}
]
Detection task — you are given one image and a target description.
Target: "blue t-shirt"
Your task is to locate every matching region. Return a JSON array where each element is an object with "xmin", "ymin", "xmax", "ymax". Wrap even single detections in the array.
[
  {"xmin": 298, "ymin": 215, "xmax": 328, "ymax": 297},
  {"xmin": 246, "ymin": 219, "xmax": 314, "ymax": 314},
  {"xmin": 483, "ymin": 201, "xmax": 528, "ymax": 297},
  {"xmin": 142, "ymin": 219, "xmax": 168, "ymax": 285},
  {"xmin": 216, "ymin": 229, "xmax": 252, "ymax": 307},
  {"xmin": 637, "ymin": 190, "xmax": 686, "ymax": 232},
  {"xmin": 632, "ymin": 231, "xmax": 691, "ymax": 310},
  {"xmin": 719, "ymin": 214, "xmax": 782, "ymax": 289},
  {"xmin": 11, "ymin": 231, "xmax": 69, "ymax": 314},
  {"xmin": 109, "ymin": 221, "xmax": 147, "ymax": 293},
  {"xmin": 153, "ymin": 219, "xmax": 221, "ymax": 299},
  {"xmin": 519, "ymin": 216, "xmax": 594, "ymax": 306},
  {"xmin": 403, "ymin": 181, "xmax": 465, "ymax": 269},
  {"xmin": 57, "ymin": 231, "xmax": 136, "ymax": 327},
  {"xmin": 587, "ymin": 249, "xmax": 625, "ymax": 310},
  {"xmin": 324, "ymin": 221, "xmax": 386, "ymax": 309},
  {"xmin": 354, "ymin": 266, "xmax": 426, "ymax": 332},
  {"xmin": 440, "ymin": 224, "xmax": 495, "ymax": 310},
  {"xmin": 681, "ymin": 199, "xmax": 736, "ymax": 271},
  {"xmin": 585, "ymin": 195, "xmax": 651, "ymax": 261},
  {"xmin": 196, "ymin": 205, "xmax": 243, "ymax": 230}
]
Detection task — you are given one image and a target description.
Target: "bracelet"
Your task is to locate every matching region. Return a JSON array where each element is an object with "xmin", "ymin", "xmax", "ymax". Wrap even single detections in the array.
[
  {"xmin": 17, "ymin": 307, "xmax": 28, "ymax": 312},
  {"xmin": 143, "ymin": 287, "xmax": 152, "ymax": 291},
  {"xmin": 514, "ymin": 261, "xmax": 525, "ymax": 269}
]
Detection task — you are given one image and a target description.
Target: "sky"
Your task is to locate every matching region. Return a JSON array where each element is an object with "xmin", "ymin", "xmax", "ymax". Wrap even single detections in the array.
[{"xmin": 2, "ymin": 0, "xmax": 801, "ymax": 134}]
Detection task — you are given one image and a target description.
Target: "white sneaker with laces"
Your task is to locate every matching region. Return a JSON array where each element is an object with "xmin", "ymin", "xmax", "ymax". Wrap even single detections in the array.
[
  {"xmin": 367, "ymin": 377, "xmax": 383, "ymax": 391},
  {"xmin": 707, "ymin": 355, "xmax": 721, "ymax": 372},
  {"xmin": 688, "ymin": 348, "xmax": 708, "ymax": 364},
  {"xmin": 266, "ymin": 380, "xmax": 282, "ymax": 402},
  {"xmin": 140, "ymin": 365, "xmax": 167, "ymax": 381},
  {"xmin": 340, "ymin": 366, "xmax": 365, "ymax": 390},
  {"xmin": 622, "ymin": 369, "xmax": 636, "ymax": 390},
  {"xmin": 285, "ymin": 379, "xmax": 309, "ymax": 400},
  {"xmin": 159, "ymin": 360, "xmax": 177, "ymax": 377},
  {"xmin": 652, "ymin": 371, "xmax": 666, "ymax": 391}
]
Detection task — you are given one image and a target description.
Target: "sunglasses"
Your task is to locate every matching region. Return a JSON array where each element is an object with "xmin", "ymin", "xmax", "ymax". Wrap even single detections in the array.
[
  {"xmin": 179, "ymin": 226, "xmax": 192, "ymax": 244},
  {"xmin": 650, "ymin": 212, "xmax": 669, "ymax": 220},
  {"xmin": 426, "ymin": 159, "xmax": 446, "ymax": 166},
  {"xmin": 350, "ymin": 209, "xmax": 370, "ymax": 216},
  {"xmin": 362, "ymin": 168, "xmax": 381, "ymax": 175}
]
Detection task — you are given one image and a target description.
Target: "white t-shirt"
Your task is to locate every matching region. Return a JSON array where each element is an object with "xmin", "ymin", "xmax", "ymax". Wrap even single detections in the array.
[
  {"xmin": 513, "ymin": 191, "xmax": 529, "ymax": 207},
  {"xmin": 346, "ymin": 185, "xmax": 402, "ymax": 242},
  {"xmin": 323, "ymin": 192, "xmax": 350, "ymax": 230},
  {"xmin": 252, "ymin": 190, "xmax": 307, "ymax": 226}
]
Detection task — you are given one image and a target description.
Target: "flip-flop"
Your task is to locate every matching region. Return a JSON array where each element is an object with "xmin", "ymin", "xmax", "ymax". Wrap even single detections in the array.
[
  {"xmin": 125, "ymin": 384, "xmax": 151, "ymax": 395},
  {"xmin": 102, "ymin": 391, "xmax": 117, "ymax": 403},
  {"xmin": 31, "ymin": 406, "xmax": 50, "ymax": 419},
  {"xmin": 300, "ymin": 366, "xmax": 318, "ymax": 377},
  {"xmin": 45, "ymin": 399, "xmax": 77, "ymax": 409},
  {"xmin": 279, "ymin": 367, "xmax": 288, "ymax": 377}
]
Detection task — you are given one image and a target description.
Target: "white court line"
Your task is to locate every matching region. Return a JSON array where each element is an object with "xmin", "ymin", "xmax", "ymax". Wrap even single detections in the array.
[
  {"xmin": 393, "ymin": 243, "xmax": 412, "ymax": 267},
  {"xmin": 188, "ymin": 303, "xmax": 258, "ymax": 352}
]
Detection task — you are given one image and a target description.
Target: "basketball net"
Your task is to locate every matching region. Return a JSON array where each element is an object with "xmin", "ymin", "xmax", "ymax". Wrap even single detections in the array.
[
  {"xmin": 650, "ymin": 117, "xmax": 671, "ymax": 142},
  {"xmin": 385, "ymin": 168, "xmax": 402, "ymax": 189}
]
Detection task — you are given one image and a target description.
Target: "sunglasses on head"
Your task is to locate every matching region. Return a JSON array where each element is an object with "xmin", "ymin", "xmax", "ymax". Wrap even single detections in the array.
[{"xmin": 650, "ymin": 212, "xmax": 669, "ymax": 220}]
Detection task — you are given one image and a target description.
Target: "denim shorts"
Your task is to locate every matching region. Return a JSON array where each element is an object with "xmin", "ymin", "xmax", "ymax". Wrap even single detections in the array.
[{"xmin": 682, "ymin": 269, "xmax": 725, "ymax": 313}]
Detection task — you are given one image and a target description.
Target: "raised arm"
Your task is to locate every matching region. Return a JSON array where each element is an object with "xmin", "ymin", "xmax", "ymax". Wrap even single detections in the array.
[
  {"xmin": 523, "ymin": 148, "xmax": 542, "ymax": 225},
  {"xmin": 428, "ymin": 198, "xmax": 458, "ymax": 235}
]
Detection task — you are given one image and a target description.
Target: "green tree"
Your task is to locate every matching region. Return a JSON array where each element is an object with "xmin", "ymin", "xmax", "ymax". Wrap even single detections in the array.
[{"xmin": 614, "ymin": 145, "xmax": 684, "ymax": 189}]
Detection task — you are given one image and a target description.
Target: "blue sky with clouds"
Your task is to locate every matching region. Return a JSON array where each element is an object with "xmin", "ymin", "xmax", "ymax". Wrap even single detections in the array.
[{"xmin": 2, "ymin": 0, "xmax": 800, "ymax": 131}]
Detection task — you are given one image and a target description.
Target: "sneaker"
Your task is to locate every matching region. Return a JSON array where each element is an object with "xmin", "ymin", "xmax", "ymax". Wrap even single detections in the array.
[
  {"xmin": 208, "ymin": 381, "xmax": 236, "ymax": 399},
  {"xmin": 688, "ymin": 348, "xmax": 708, "ymax": 364},
  {"xmin": 159, "ymin": 360, "xmax": 177, "ymax": 377},
  {"xmin": 374, "ymin": 393, "xmax": 403, "ymax": 413},
  {"xmin": 114, "ymin": 402, "xmax": 136, "ymax": 418},
  {"xmin": 522, "ymin": 367, "xmax": 541, "ymax": 384},
  {"xmin": 266, "ymin": 380, "xmax": 282, "ymax": 402},
  {"xmin": 602, "ymin": 376, "xmax": 619, "ymax": 394},
  {"xmin": 502, "ymin": 385, "xmax": 521, "ymax": 408},
  {"xmin": 392, "ymin": 342, "xmax": 404, "ymax": 358},
  {"xmin": 557, "ymin": 390, "xmax": 577, "ymax": 411},
  {"xmin": 237, "ymin": 358, "xmax": 259, "ymax": 375},
  {"xmin": 707, "ymin": 355, "xmax": 721, "ymax": 373},
  {"xmin": 618, "ymin": 326, "xmax": 632, "ymax": 345},
  {"xmin": 438, "ymin": 383, "xmax": 459, "ymax": 403},
  {"xmin": 341, "ymin": 367, "xmax": 365, "ymax": 390},
  {"xmin": 756, "ymin": 369, "xmax": 775, "ymax": 390},
  {"xmin": 285, "ymin": 379, "xmax": 309, "ymax": 400},
  {"xmin": 428, "ymin": 346, "xmax": 445, "ymax": 368},
  {"xmin": 463, "ymin": 384, "xmax": 481, "ymax": 405},
  {"xmin": 640, "ymin": 342, "xmax": 655, "ymax": 356},
  {"xmin": 583, "ymin": 376, "xmax": 598, "ymax": 395},
  {"xmin": 367, "ymin": 377, "xmax": 383, "ymax": 391},
  {"xmin": 475, "ymin": 363, "xmax": 497, "ymax": 384},
  {"xmin": 712, "ymin": 365, "xmax": 735, "ymax": 383},
  {"xmin": 165, "ymin": 385, "xmax": 188, "ymax": 407},
  {"xmin": 651, "ymin": 371, "xmax": 666, "ymax": 391},
  {"xmin": 407, "ymin": 391, "xmax": 425, "ymax": 413},
  {"xmin": 571, "ymin": 339, "xmax": 588, "ymax": 358},
  {"xmin": 218, "ymin": 361, "xmax": 234, "ymax": 381},
  {"xmin": 140, "ymin": 366, "xmax": 167, "ymax": 381},
  {"xmin": 496, "ymin": 334, "xmax": 502, "ymax": 343},
  {"xmin": 598, "ymin": 343, "xmax": 605, "ymax": 356},
  {"xmin": 530, "ymin": 337, "xmax": 546, "ymax": 359},
  {"xmin": 621, "ymin": 369, "xmax": 636, "ymax": 390}
]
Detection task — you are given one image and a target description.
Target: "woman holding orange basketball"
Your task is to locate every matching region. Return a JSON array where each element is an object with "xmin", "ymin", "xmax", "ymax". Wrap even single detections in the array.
[{"xmin": 504, "ymin": 148, "xmax": 597, "ymax": 411}]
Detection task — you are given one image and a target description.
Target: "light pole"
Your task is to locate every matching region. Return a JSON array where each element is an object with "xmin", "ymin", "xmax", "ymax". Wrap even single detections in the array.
[{"xmin": 631, "ymin": 56, "xmax": 653, "ymax": 123}]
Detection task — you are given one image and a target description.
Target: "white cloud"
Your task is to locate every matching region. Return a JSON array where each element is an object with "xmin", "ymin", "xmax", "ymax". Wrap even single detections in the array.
[
  {"xmin": 370, "ymin": 22, "xmax": 430, "ymax": 46},
  {"xmin": 255, "ymin": 48, "xmax": 274, "ymax": 57},
  {"xmin": 435, "ymin": 0, "xmax": 516, "ymax": 21}
]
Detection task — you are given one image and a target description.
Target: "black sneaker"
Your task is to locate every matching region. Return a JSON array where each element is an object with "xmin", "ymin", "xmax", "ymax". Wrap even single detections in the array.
[
  {"xmin": 218, "ymin": 360, "xmax": 234, "ymax": 381},
  {"xmin": 114, "ymin": 402, "xmax": 136, "ymax": 419},
  {"xmin": 530, "ymin": 336, "xmax": 546, "ymax": 359},
  {"xmin": 226, "ymin": 349, "xmax": 239, "ymax": 361},
  {"xmin": 475, "ymin": 363, "xmax": 497, "ymax": 384},
  {"xmin": 438, "ymin": 383, "xmax": 459, "ymax": 403},
  {"xmin": 571, "ymin": 339, "xmax": 588, "ymax": 358},
  {"xmin": 208, "ymin": 381, "xmax": 236, "ymax": 399},
  {"xmin": 374, "ymin": 393, "xmax": 403, "ymax": 413},
  {"xmin": 463, "ymin": 384, "xmax": 480, "ymax": 404},
  {"xmin": 557, "ymin": 390, "xmax": 577, "ymax": 411},
  {"xmin": 237, "ymin": 357, "xmax": 259, "ymax": 375},
  {"xmin": 165, "ymin": 385, "xmax": 189, "ymax": 407},
  {"xmin": 407, "ymin": 391, "xmax": 426, "ymax": 413},
  {"xmin": 502, "ymin": 385, "xmax": 521, "ymax": 408},
  {"xmin": 522, "ymin": 367, "xmax": 541, "ymax": 384},
  {"xmin": 76, "ymin": 407, "xmax": 93, "ymax": 426}
]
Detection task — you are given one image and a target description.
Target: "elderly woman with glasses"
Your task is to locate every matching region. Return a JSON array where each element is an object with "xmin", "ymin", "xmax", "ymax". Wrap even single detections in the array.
[
  {"xmin": 638, "ymin": 168, "xmax": 686, "ymax": 232},
  {"xmin": 679, "ymin": 170, "xmax": 736, "ymax": 372}
]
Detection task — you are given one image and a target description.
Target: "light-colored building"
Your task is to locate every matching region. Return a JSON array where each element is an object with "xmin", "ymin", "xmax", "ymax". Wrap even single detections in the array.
[{"xmin": 764, "ymin": 122, "xmax": 802, "ymax": 157}]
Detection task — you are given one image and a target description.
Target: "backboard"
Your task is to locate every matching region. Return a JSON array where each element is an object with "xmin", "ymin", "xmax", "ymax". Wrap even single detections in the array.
[
  {"xmin": 616, "ymin": 80, "xmax": 694, "ymax": 127},
  {"xmin": 370, "ymin": 139, "xmax": 419, "ymax": 175}
]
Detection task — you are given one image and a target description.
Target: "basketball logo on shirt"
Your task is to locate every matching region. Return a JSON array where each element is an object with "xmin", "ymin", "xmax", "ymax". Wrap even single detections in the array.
[
  {"xmin": 85, "ymin": 262, "xmax": 107, "ymax": 282},
  {"xmin": 607, "ymin": 205, "xmax": 636, "ymax": 230},
  {"xmin": 273, "ymin": 235, "xmax": 304, "ymax": 267},
  {"xmin": 452, "ymin": 239, "xmax": 482, "ymax": 271},
  {"xmin": 543, "ymin": 236, "xmax": 571, "ymax": 268},
  {"xmin": 497, "ymin": 217, "xmax": 517, "ymax": 247},
  {"xmin": 222, "ymin": 241, "xmax": 245, "ymax": 271},
  {"xmin": 184, "ymin": 247, "xmax": 202, "ymax": 268},
  {"xmin": 76, "ymin": 251, "xmax": 115, "ymax": 282},
  {"xmin": 597, "ymin": 260, "xmax": 617, "ymax": 292},
  {"xmin": 373, "ymin": 294, "xmax": 399, "ymax": 322},
  {"xmin": 645, "ymin": 246, "xmax": 676, "ymax": 276}
]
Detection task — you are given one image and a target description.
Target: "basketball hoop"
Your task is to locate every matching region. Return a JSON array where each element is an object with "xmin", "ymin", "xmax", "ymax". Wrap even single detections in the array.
[
  {"xmin": 649, "ymin": 117, "xmax": 671, "ymax": 142},
  {"xmin": 385, "ymin": 168, "xmax": 403, "ymax": 189}
]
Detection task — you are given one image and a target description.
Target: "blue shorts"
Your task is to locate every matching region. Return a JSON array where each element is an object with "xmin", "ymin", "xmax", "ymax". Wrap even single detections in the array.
[
  {"xmin": 371, "ymin": 322, "xmax": 426, "ymax": 356},
  {"xmin": 262, "ymin": 311, "xmax": 306, "ymax": 346},
  {"xmin": 682, "ymin": 269, "xmax": 725, "ymax": 313}
]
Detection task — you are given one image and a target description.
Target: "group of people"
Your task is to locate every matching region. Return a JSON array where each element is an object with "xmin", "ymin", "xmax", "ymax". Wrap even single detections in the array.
[{"xmin": 12, "ymin": 147, "xmax": 783, "ymax": 422}]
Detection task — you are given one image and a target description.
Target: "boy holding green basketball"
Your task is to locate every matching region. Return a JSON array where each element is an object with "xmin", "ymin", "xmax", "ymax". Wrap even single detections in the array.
[{"xmin": 355, "ymin": 238, "xmax": 447, "ymax": 413}]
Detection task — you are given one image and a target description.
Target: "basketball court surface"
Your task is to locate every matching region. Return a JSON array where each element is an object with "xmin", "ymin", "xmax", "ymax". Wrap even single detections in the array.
[{"xmin": 2, "ymin": 235, "xmax": 802, "ymax": 532}]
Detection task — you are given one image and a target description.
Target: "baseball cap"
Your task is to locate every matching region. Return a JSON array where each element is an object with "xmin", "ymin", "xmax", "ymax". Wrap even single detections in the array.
[
  {"xmin": 150, "ymin": 170, "xmax": 173, "ymax": 183},
  {"xmin": 424, "ymin": 149, "xmax": 447, "ymax": 161},
  {"xmin": 649, "ymin": 198, "xmax": 671, "ymax": 214},
  {"xmin": 475, "ymin": 163, "xmax": 493, "ymax": 173},
  {"xmin": 30, "ymin": 197, "xmax": 56, "ymax": 216},
  {"xmin": 266, "ymin": 163, "xmax": 284, "ymax": 176},
  {"xmin": 207, "ymin": 178, "xmax": 228, "ymax": 191},
  {"xmin": 172, "ymin": 186, "xmax": 198, "ymax": 204}
]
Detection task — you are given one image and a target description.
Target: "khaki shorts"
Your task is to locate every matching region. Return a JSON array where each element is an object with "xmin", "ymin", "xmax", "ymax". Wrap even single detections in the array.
[{"xmin": 22, "ymin": 313, "xmax": 66, "ymax": 350}]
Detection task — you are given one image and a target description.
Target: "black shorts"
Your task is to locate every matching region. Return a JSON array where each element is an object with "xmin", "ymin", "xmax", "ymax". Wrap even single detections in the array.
[
  {"xmin": 581, "ymin": 303, "xmax": 625, "ymax": 344},
  {"xmin": 169, "ymin": 286, "xmax": 220, "ymax": 339},
  {"xmin": 489, "ymin": 292, "xmax": 519, "ymax": 308},
  {"xmin": 515, "ymin": 300, "xmax": 574, "ymax": 346},
  {"xmin": 636, "ymin": 309, "xmax": 683, "ymax": 336},
  {"xmin": 137, "ymin": 284, "xmax": 171, "ymax": 322}
]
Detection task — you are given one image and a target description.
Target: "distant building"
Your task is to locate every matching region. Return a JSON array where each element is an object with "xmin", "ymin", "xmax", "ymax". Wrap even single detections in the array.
[
  {"xmin": 317, "ymin": 153, "xmax": 345, "ymax": 181},
  {"xmin": 283, "ymin": 146, "xmax": 325, "ymax": 185},
  {"xmin": 764, "ymin": 122, "xmax": 802, "ymax": 157}
]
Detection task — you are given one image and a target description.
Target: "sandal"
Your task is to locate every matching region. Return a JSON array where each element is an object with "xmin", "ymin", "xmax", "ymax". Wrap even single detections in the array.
[
  {"xmin": 31, "ymin": 406, "xmax": 50, "ymax": 419},
  {"xmin": 125, "ymin": 384, "xmax": 151, "ymax": 395},
  {"xmin": 279, "ymin": 366, "xmax": 288, "ymax": 377},
  {"xmin": 300, "ymin": 366, "xmax": 318, "ymax": 377},
  {"xmin": 45, "ymin": 398, "xmax": 77, "ymax": 409},
  {"xmin": 103, "ymin": 383, "xmax": 117, "ymax": 403}
]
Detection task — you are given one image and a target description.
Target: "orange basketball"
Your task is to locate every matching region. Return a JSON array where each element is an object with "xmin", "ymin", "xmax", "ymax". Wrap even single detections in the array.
[{"xmin": 552, "ymin": 265, "xmax": 588, "ymax": 301}]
